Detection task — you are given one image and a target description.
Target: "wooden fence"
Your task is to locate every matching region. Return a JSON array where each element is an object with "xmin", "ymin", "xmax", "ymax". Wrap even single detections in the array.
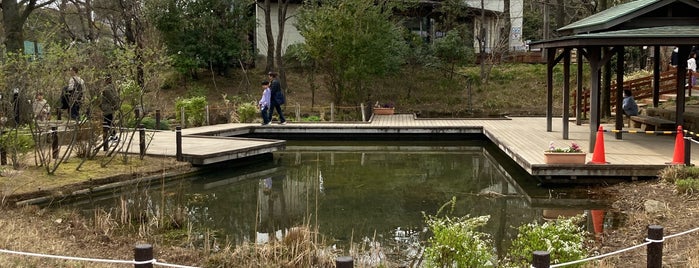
[{"xmin": 575, "ymin": 70, "xmax": 680, "ymax": 118}]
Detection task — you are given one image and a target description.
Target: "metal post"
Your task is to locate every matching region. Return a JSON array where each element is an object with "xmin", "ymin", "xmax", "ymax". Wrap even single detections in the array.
[
  {"xmin": 135, "ymin": 109, "xmax": 140, "ymax": 121},
  {"xmin": 360, "ymin": 103, "xmax": 365, "ymax": 122},
  {"xmin": 134, "ymin": 244, "xmax": 153, "ymax": 268},
  {"xmin": 56, "ymin": 108, "xmax": 62, "ymax": 121},
  {"xmin": 647, "ymin": 225, "xmax": 663, "ymax": 268},
  {"xmin": 51, "ymin": 126, "xmax": 58, "ymax": 160},
  {"xmin": 205, "ymin": 105, "xmax": 210, "ymax": 125},
  {"xmin": 330, "ymin": 102, "xmax": 335, "ymax": 122},
  {"xmin": 138, "ymin": 124, "xmax": 145, "ymax": 158},
  {"xmin": 296, "ymin": 103, "xmax": 301, "ymax": 122},
  {"xmin": 180, "ymin": 107, "xmax": 185, "ymax": 128},
  {"xmin": 155, "ymin": 109, "xmax": 161, "ymax": 130},
  {"xmin": 336, "ymin": 256, "xmax": 353, "ymax": 268},
  {"xmin": 532, "ymin": 251, "xmax": 550, "ymax": 268},
  {"xmin": 684, "ymin": 132, "xmax": 691, "ymax": 165},
  {"xmin": 176, "ymin": 126, "xmax": 182, "ymax": 161}
]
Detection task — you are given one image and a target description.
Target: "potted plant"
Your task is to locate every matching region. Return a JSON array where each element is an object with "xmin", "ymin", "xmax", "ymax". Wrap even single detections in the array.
[
  {"xmin": 543, "ymin": 141, "xmax": 586, "ymax": 164},
  {"xmin": 373, "ymin": 101, "xmax": 395, "ymax": 115}
]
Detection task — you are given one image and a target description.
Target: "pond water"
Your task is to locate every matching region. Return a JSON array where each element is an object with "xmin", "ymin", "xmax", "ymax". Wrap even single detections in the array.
[{"xmin": 75, "ymin": 140, "xmax": 615, "ymax": 263}]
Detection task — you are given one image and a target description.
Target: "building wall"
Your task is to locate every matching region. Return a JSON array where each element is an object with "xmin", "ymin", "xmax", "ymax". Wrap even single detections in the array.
[
  {"xmin": 255, "ymin": 3, "xmax": 305, "ymax": 57},
  {"xmin": 468, "ymin": 0, "xmax": 525, "ymax": 52}
]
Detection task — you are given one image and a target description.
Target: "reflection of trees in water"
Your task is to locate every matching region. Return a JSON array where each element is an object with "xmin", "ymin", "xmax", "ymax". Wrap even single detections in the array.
[{"xmin": 178, "ymin": 145, "xmax": 540, "ymax": 261}]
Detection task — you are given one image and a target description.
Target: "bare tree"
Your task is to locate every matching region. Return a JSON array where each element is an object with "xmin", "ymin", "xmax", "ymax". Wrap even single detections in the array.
[{"xmin": 1, "ymin": 0, "xmax": 56, "ymax": 53}]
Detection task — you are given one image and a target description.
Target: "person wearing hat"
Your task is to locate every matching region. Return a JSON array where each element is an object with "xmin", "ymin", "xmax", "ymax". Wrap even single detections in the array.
[{"xmin": 267, "ymin": 72, "xmax": 286, "ymax": 125}]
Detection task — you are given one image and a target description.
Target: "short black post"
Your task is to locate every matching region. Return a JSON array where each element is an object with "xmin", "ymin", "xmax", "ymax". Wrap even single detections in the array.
[
  {"xmin": 155, "ymin": 109, "xmax": 161, "ymax": 130},
  {"xmin": 51, "ymin": 126, "xmax": 59, "ymax": 159},
  {"xmin": 138, "ymin": 124, "xmax": 145, "ymax": 157},
  {"xmin": 56, "ymin": 108, "xmax": 61, "ymax": 121},
  {"xmin": 336, "ymin": 256, "xmax": 353, "ymax": 268},
  {"xmin": 134, "ymin": 244, "xmax": 153, "ymax": 268},
  {"xmin": 176, "ymin": 126, "xmax": 182, "ymax": 161},
  {"xmin": 102, "ymin": 125, "xmax": 109, "ymax": 151},
  {"xmin": 135, "ymin": 109, "xmax": 141, "ymax": 121},
  {"xmin": 0, "ymin": 130, "xmax": 5, "ymax": 165},
  {"xmin": 532, "ymin": 251, "xmax": 550, "ymax": 268},
  {"xmin": 647, "ymin": 225, "xmax": 664, "ymax": 268}
]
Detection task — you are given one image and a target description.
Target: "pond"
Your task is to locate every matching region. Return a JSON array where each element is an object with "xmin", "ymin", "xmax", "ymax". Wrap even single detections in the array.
[{"xmin": 74, "ymin": 140, "xmax": 613, "ymax": 264}]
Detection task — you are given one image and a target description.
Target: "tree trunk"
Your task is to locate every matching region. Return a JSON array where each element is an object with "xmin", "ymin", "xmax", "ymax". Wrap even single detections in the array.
[
  {"xmin": 555, "ymin": 0, "xmax": 565, "ymax": 30},
  {"xmin": 276, "ymin": 0, "xmax": 289, "ymax": 91},
  {"xmin": 263, "ymin": 0, "xmax": 275, "ymax": 72},
  {"xmin": 2, "ymin": 0, "xmax": 27, "ymax": 53}
]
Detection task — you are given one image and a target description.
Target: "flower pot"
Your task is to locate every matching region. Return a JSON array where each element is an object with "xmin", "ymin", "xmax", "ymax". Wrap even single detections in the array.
[
  {"xmin": 373, "ymin": 107, "xmax": 395, "ymax": 115},
  {"xmin": 543, "ymin": 152, "xmax": 586, "ymax": 164}
]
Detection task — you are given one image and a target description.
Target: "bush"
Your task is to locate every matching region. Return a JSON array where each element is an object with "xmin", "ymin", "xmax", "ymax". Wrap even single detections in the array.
[
  {"xmin": 676, "ymin": 178, "xmax": 699, "ymax": 194},
  {"xmin": 506, "ymin": 215, "xmax": 588, "ymax": 267},
  {"xmin": 175, "ymin": 96, "xmax": 208, "ymax": 127},
  {"xmin": 423, "ymin": 197, "xmax": 494, "ymax": 267},
  {"xmin": 301, "ymin": 115, "xmax": 321, "ymax": 122},
  {"xmin": 659, "ymin": 165, "xmax": 699, "ymax": 183},
  {"xmin": 128, "ymin": 116, "xmax": 170, "ymax": 130},
  {"xmin": 236, "ymin": 102, "xmax": 257, "ymax": 123},
  {"xmin": 0, "ymin": 129, "xmax": 35, "ymax": 168}
]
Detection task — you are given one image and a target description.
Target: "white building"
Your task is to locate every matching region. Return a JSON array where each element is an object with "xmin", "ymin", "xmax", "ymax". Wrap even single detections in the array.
[{"xmin": 255, "ymin": 0, "xmax": 525, "ymax": 57}]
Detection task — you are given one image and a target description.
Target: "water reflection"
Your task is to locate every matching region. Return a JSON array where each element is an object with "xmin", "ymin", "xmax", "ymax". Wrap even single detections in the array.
[{"xmin": 76, "ymin": 140, "xmax": 612, "ymax": 263}]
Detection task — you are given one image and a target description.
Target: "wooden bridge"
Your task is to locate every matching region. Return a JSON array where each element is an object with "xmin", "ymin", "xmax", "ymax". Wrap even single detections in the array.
[{"xmin": 121, "ymin": 114, "xmax": 695, "ymax": 184}]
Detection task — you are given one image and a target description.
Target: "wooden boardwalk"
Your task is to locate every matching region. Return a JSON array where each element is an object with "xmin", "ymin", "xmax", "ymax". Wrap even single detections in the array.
[{"xmin": 125, "ymin": 114, "xmax": 694, "ymax": 182}]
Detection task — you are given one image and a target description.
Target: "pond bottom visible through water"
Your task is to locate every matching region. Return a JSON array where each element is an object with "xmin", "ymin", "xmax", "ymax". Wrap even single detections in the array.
[{"xmin": 79, "ymin": 140, "xmax": 619, "ymax": 265}]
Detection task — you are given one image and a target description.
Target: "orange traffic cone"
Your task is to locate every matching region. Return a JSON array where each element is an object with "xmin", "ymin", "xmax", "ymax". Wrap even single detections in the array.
[
  {"xmin": 588, "ymin": 125, "xmax": 607, "ymax": 164},
  {"xmin": 670, "ymin": 125, "xmax": 685, "ymax": 165}
]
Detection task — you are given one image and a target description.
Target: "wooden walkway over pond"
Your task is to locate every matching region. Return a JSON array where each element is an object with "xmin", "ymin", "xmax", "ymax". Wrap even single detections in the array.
[{"xmin": 123, "ymin": 114, "xmax": 695, "ymax": 183}]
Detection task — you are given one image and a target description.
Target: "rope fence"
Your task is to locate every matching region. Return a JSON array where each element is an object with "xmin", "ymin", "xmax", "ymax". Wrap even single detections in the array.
[
  {"xmin": 0, "ymin": 244, "xmax": 198, "ymax": 268},
  {"xmin": 532, "ymin": 224, "xmax": 699, "ymax": 268}
]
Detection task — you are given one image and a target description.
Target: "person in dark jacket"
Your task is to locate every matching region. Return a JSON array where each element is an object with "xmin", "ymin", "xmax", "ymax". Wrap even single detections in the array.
[
  {"xmin": 267, "ymin": 72, "xmax": 286, "ymax": 125},
  {"xmin": 100, "ymin": 75, "xmax": 120, "ymax": 140}
]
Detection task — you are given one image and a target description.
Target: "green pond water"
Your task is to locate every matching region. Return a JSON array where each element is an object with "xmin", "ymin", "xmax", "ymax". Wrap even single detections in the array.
[{"xmin": 78, "ymin": 140, "xmax": 612, "ymax": 263}]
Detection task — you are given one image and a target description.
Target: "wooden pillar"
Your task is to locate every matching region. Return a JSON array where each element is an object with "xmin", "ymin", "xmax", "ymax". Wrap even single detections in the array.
[
  {"xmin": 588, "ymin": 47, "xmax": 602, "ymax": 153},
  {"xmin": 647, "ymin": 225, "xmax": 663, "ymax": 268},
  {"xmin": 532, "ymin": 251, "xmax": 550, "ymax": 268},
  {"xmin": 615, "ymin": 46, "xmax": 625, "ymax": 140},
  {"xmin": 576, "ymin": 48, "xmax": 584, "ymax": 125},
  {"xmin": 677, "ymin": 46, "xmax": 691, "ymax": 127},
  {"xmin": 546, "ymin": 48, "xmax": 556, "ymax": 132},
  {"xmin": 653, "ymin": 46, "xmax": 661, "ymax": 107},
  {"xmin": 563, "ymin": 48, "xmax": 571, "ymax": 139},
  {"xmin": 134, "ymin": 244, "xmax": 153, "ymax": 268}
]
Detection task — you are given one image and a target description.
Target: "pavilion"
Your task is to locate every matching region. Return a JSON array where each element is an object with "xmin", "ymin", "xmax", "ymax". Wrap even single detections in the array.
[{"xmin": 530, "ymin": 0, "xmax": 699, "ymax": 153}]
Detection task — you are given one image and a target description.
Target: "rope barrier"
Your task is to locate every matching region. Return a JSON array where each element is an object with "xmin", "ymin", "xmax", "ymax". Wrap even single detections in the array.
[
  {"xmin": 605, "ymin": 129, "xmax": 675, "ymax": 135},
  {"xmin": 546, "ymin": 225, "xmax": 699, "ymax": 267},
  {"xmin": 0, "ymin": 248, "xmax": 199, "ymax": 268}
]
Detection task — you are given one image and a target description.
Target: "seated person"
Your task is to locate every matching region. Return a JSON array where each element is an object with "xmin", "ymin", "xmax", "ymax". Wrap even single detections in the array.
[{"xmin": 622, "ymin": 89, "xmax": 639, "ymax": 116}]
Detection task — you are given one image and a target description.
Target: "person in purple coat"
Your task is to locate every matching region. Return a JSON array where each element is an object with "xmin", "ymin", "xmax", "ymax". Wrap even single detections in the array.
[{"xmin": 258, "ymin": 80, "xmax": 271, "ymax": 125}]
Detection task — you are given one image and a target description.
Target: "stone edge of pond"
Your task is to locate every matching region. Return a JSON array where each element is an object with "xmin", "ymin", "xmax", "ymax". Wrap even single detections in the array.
[{"xmin": 7, "ymin": 163, "xmax": 200, "ymax": 207}]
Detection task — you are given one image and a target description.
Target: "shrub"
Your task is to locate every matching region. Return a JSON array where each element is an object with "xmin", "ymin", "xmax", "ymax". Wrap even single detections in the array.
[
  {"xmin": 659, "ymin": 165, "xmax": 699, "ymax": 183},
  {"xmin": 175, "ymin": 96, "xmax": 208, "ymax": 127},
  {"xmin": 236, "ymin": 102, "xmax": 257, "ymax": 123},
  {"xmin": 128, "ymin": 116, "xmax": 170, "ymax": 130},
  {"xmin": 506, "ymin": 215, "xmax": 588, "ymax": 267},
  {"xmin": 423, "ymin": 197, "xmax": 494, "ymax": 267},
  {"xmin": 301, "ymin": 115, "xmax": 321, "ymax": 122},
  {"xmin": 0, "ymin": 129, "xmax": 35, "ymax": 168},
  {"xmin": 676, "ymin": 178, "xmax": 699, "ymax": 194}
]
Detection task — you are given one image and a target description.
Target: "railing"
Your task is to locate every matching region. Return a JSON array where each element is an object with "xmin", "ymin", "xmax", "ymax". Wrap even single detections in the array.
[
  {"xmin": 531, "ymin": 224, "xmax": 699, "ymax": 268},
  {"xmin": 0, "ymin": 244, "xmax": 197, "ymax": 268},
  {"xmin": 574, "ymin": 70, "xmax": 678, "ymax": 118}
]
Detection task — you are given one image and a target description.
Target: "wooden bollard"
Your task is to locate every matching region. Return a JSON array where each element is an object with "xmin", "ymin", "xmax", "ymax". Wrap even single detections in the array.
[
  {"xmin": 56, "ymin": 108, "xmax": 61, "ymax": 121},
  {"xmin": 134, "ymin": 244, "xmax": 153, "ymax": 268},
  {"xmin": 0, "ymin": 130, "xmax": 6, "ymax": 165},
  {"xmin": 647, "ymin": 225, "xmax": 663, "ymax": 268},
  {"xmin": 336, "ymin": 256, "xmax": 353, "ymax": 268},
  {"xmin": 135, "ymin": 109, "xmax": 141, "ymax": 120},
  {"xmin": 532, "ymin": 251, "xmax": 550, "ymax": 268},
  {"xmin": 176, "ymin": 126, "xmax": 182, "ymax": 161},
  {"xmin": 51, "ymin": 126, "xmax": 59, "ymax": 160},
  {"xmin": 102, "ymin": 125, "xmax": 109, "ymax": 151},
  {"xmin": 138, "ymin": 124, "xmax": 145, "ymax": 157},
  {"xmin": 155, "ymin": 109, "xmax": 161, "ymax": 130}
]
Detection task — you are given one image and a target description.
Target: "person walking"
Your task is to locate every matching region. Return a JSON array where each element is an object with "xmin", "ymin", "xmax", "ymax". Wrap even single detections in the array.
[
  {"xmin": 65, "ymin": 66, "xmax": 84, "ymax": 121},
  {"xmin": 100, "ymin": 74, "xmax": 120, "ymax": 140},
  {"xmin": 258, "ymin": 80, "xmax": 271, "ymax": 125},
  {"xmin": 267, "ymin": 72, "xmax": 286, "ymax": 125},
  {"xmin": 688, "ymin": 52, "xmax": 696, "ymax": 89},
  {"xmin": 32, "ymin": 92, "xmax": 50, "ymax": 122}
]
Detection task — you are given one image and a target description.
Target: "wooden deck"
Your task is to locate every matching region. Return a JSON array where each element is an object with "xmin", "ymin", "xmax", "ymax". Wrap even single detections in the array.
[{"xmin": 126, "ymin": 114, "xmax": 695, "ymax": 182}]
